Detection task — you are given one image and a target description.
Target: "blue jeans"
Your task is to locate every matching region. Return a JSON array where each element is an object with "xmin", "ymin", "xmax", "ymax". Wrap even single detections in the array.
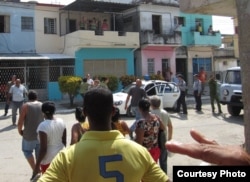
[
  {"xmin": 131, "ymin": 106, "xmax": 141, "ymax": 120},
  {"xmin": 158, "ymin": 130, "xmax": 168, "ymax": 173},
  {"xmin": 159, "ymin": 147, "xmax": 168, "ymax": 174},
  {"xmin": 22, "ymin": 138, "xmax": 40, "ymax": 159},
  {"xmin": 12, "ymin": 101, "xmax": 24, "ymax": 124},
  {"xmin": 129, "ymin": 106, "xmax": 142, "ymax": 139}
]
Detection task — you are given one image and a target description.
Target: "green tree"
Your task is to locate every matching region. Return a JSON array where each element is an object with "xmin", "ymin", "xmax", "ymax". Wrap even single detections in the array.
[{"xmin": 58, "ymin": 76, "xmax": 82, "ymax": 106}]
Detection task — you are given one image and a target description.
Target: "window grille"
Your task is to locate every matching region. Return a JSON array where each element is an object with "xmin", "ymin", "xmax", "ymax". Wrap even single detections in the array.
[
  {"xmin": 147, "ymin": 58, "xmax": 155, "ymax": 75},
  {"xmin": 44, "ymin": 18, "xmax": 56, "ymax": 34},
  {"xmin": 21, "ymin": 16, "xmax": 33, "ymax": 31}
]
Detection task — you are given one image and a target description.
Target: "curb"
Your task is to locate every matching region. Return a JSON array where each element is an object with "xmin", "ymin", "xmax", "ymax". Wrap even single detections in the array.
[{"xmin": 55, "ymin": 109, "xmax": 75, "ymax": 114}]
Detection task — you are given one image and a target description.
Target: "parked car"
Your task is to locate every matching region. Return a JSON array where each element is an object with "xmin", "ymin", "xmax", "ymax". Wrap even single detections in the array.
[{"xmin": 113, "ymin": 80, "xmax": 180, "ymax": 116}]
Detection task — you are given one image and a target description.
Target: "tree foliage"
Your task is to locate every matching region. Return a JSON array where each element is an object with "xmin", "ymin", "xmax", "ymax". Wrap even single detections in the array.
[
  {"xmin": 94, "ymin": 74, "xmax": 119, "ymax": 92},
  {"xmin": 119, "ymin": 75, "xmax": 136, "ymax": 88},
  {"xmin": 58, "ymin": 76, "xmax": 82, "ymax": 106}
]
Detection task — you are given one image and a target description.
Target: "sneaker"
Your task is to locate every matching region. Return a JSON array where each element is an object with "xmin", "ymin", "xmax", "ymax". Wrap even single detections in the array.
[{"xmin": 30, "ymin": 173, "xmax": 41, "ymax": 182}]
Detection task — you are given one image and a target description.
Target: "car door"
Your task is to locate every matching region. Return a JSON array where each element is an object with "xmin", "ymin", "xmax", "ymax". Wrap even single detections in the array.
[
  {"xmin": 144, "ymin": 82, "xmax": 169, "ymax": 109},
  {"xmin": 158, "ymin": 82, "xmax": 180, "ymax": 108},
  {"xmin": 144, "ymin": 83, "xmax": 157, "ymax": 96}
]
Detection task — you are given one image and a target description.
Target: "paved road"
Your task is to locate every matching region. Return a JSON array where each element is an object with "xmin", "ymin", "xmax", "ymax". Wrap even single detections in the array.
[{"xmin": 0, "ymin": 102, "xmax": 244, "ymax": 181}]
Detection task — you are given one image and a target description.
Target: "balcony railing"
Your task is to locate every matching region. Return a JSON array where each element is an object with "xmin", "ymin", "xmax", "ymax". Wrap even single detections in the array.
[
  {"xmin": 183, "ymin": 31, "xmax": 222, "ymax": 47},
  {"xmin": 214, "ymin": 48, "xmax": 235, "ymax": 57},
  {"xmin": 140, "ymin": 30, "xmax": 181, "ymax": 45},
  {"xmin": 62, "ymin": 30, "xmax": 139, "ymax": 55}
]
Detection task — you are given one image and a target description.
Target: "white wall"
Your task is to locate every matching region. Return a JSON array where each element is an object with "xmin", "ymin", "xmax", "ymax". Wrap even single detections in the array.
[{"xmin": 34, "ymin": 5, "xmax": 64, "ymax": 53}]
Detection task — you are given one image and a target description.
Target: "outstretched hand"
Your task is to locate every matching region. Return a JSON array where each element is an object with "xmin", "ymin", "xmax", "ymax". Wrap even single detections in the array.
[{"xmin": 166, "ymin": 129, "xmax": 250, "ymax": 166}]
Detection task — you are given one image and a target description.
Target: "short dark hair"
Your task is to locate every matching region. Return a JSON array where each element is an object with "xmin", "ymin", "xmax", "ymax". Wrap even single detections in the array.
[
  {"xmin": 42, "ymin": 101, "xmax": 56, "ymax": 115},
  {"xmin": 84, "ymin": 88, "xmax": 113, "ymax": 122},
  {"xmin": 75, "ymin": 107, "xmax": 85, "ymax": 123},
  {"xmin": 82, "ymin": 78, "xmax": 87, "ymax": 82},
  {"xmin": 28, "ymin": 90, "xmax": 38, "ymax": 100},
  {"xmin": 138, "ymin": 99, "xmax": 151, "ymax": 112}
]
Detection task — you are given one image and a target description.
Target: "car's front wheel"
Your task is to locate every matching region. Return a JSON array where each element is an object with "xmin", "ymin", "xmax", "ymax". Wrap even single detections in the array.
[{"xmin": 227, "ymin": 105, "xmax": 241, "ymax": 116}]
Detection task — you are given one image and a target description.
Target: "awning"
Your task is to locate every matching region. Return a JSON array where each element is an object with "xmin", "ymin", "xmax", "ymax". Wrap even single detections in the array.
[
  {"xmin": 61, "ymin": 0, "xmax": 137, "ymax": 13},
  {"xmin": 0, "ymin": 53, "xmax": 74, "ymax": 60}
]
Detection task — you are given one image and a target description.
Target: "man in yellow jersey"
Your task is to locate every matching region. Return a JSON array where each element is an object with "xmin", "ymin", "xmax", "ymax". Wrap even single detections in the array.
[{"xmin": 38, "ymin": 88, "xmax": 168, "ymax": 182}]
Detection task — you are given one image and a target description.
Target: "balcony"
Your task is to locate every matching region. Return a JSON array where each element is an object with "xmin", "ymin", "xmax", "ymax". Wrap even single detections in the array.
[
  {"xmin": 183, "ymin": 31, "xmax": 221, "ymax": 47},
  {"xmin": 214, "ymin": 48, "xmax": 235, "ymax": 58},
  {"xmin": 140, "ymin": 30, "xmax": 181, "ymax": 46},
  {"xmin": 62, "ymin": 30, "xmax": 139, "ymax": 55}
]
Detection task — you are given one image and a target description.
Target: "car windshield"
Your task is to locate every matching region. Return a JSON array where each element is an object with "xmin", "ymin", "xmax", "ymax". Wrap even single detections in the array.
[
  {"xmin": 122, "ymin": 83, "xmax": 145, "ymax": 93},
  {"xmin": 225, "ymin": 70, "xmax": 241, "ymax": 84}
]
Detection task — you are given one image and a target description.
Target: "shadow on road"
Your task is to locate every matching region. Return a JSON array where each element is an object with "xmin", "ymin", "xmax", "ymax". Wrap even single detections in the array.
[
  {"xmin": 0, "ymin": 124, "xmax": 17, "ymax": 133},
  {"xmin": 221, "ymin": 113, "xmax": 244, "ymax": 126}
]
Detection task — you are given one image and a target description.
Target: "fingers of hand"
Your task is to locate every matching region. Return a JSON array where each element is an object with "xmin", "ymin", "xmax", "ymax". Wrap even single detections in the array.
[{"xmin": 190, "ymin": 129, "xmax": 218, "ymax": 145}]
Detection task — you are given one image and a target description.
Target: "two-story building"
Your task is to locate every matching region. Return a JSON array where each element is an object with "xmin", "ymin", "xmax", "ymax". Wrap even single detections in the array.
[
  {"xmin": 116, "ymin": 1, "xmax": 222, "ymax": 92},
  {"xmin": 0, "ymin": 0, "xmax": 139, "ymax": 101},
  {"xmin": 180, "ymin": 12, "xmax": 221, "ymax": 92},
  {"xmin": 118, "ymin": 2, "xmax": 182, "ymax": 81},
  {"xmin": 0, "ymin": 0, "xmax": 224, "ymax": 101}
]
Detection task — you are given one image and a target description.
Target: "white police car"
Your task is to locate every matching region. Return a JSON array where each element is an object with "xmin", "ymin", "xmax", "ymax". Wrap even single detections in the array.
[{"xmin": 113, "ymin": 80, "xmax": 180, "ymax": 116}]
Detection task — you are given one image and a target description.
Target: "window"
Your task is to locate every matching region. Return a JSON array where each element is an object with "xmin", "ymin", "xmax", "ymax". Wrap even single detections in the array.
[
  {"xmin": 21, "ymin": 16, "xmax": 33, "ymax": 31},
  {"xmin": 147, "ymin": 58, "xmax": 155, "ymax": 75},
  {"xmin": 44, "ymin": 18, "xmax": 56, "ymax": 34},
  {"xmin": 225, "ymin": 70, "xmax": 241, "ymax": 84},
  {"xmin": 49, "ymin": 59, "xmax": 74, "ymax": 81},
  {"xmin": 174, "ymin": 16, "xmax": 185, "ymax": 26},
  {"xmin": 66, "ymin": 19, "xmax": 77, "ymax": 33},
  {"xmin": 152, "ymin": 15, "xmax": 161, "ymax": 34},
  {"xmin": 195, "ymin": 18, "xmax": 203, "ymax": 33},
  {"xmin": 192, "ymin": 58, "xmax": 212, "ymax": 74},
  {"xmin": 0, "ymin": 15, "xmax": 10, "ymax": 33},
  {"xmin": 145, "ymin": 83, "xmax": 156, "ymax": 96}
]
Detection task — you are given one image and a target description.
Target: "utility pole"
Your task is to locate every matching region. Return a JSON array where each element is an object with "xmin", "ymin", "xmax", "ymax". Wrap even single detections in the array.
[{"xmin": 236, "ymin": 0, "xmax": 250, "ymax": 153}]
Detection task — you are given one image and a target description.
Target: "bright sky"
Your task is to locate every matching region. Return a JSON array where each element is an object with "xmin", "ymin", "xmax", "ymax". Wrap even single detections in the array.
[{"xmin": 21, "ymin": 0, "xmax": 234, "ymax": 35}]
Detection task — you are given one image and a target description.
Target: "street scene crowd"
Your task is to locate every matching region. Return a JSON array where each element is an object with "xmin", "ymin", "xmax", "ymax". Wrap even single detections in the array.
[{"xmin": 1, "ymin": 70, "xmax": 249, "ymax": 182}]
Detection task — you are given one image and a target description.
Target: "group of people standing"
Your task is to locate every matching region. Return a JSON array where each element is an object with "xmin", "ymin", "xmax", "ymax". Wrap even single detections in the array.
[
  {"xmin": 1, "ymin": 72, "xmax": 248, "ymax": 181},
  {"xmin": 78, "ymin": 73, "xmax": 109, "ymax": 106},
  {"xmin": 1, "ymin": 75, "xmax": 66, "ymax": 181},
  {"xmin": 174, "ymin": 66, "xmax": 222, "ymax": 115},
  {"xmin": 39, "ymin": 88, "xmax": 170, "ymax": 181},
  {"xmin": 79, "ymin": 16, "xmax": 109, "ymax": 31},
  {"xmin": 124, "ymin": 79, "xmax": 173, "ymax": 174}
]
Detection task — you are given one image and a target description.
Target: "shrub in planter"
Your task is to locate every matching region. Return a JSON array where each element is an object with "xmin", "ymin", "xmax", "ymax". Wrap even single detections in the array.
[
  {"xmin": 58, "ymin": 76, "xmax": 82, "ymax": 106},
  {"xmin": 150, "ymin": 74, "xmax": 164, "ymax": 80},
  {"xmin": 119, "ymin": 75, "xmax": 136, "ymax": 88}
]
